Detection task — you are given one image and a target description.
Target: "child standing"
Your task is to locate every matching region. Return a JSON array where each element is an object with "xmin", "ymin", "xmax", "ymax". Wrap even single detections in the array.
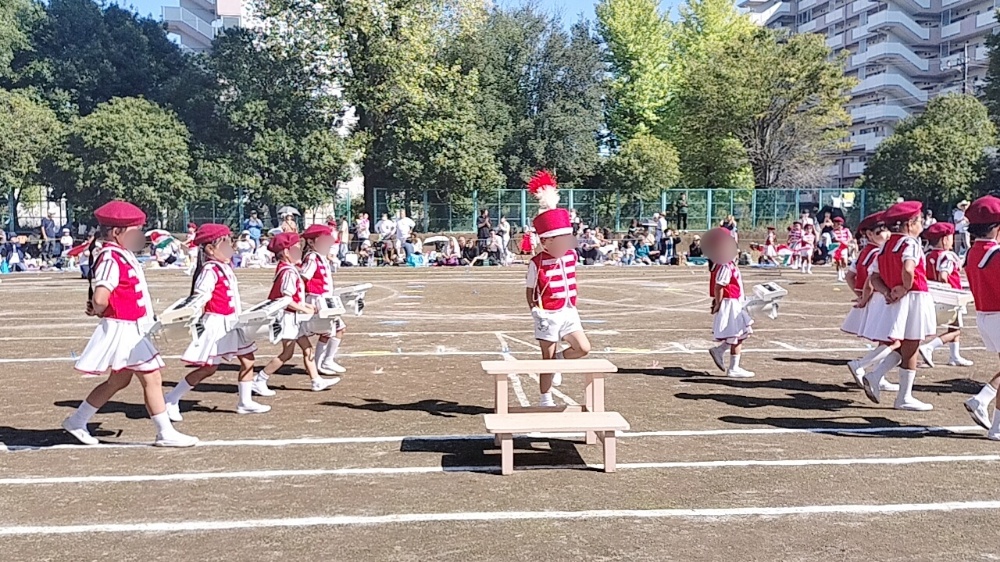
[
  {"xmin": 163, "ymin": 224, "xmax": 270, "ymax": 421},
  {"xmin": 525, "ymin": 171, "xmax": 591, "ymax": 407},
  {"xmin": 918, "ymin": 222, "xmax": 973, "ymax": 368},
  {"xmin": 959, "ymin": 196, "xmax": 1000, "ymax": 437},
  {"xmin": 831, "ymin": 217, "xmax": 853, "ymax": 282},
  {"xmin": 798, "ymin": 223, "xmax": 816, "ymax": 274},
  {"xmin": 62, "ymin": 201, "xmax": 197, "ymax": 447},
  {"xmin": 787, "ymin": 222, "xmax": 803, "ymax": 269},
  {"xmin": 252, "ymin": 232, "xmax": 341, "ymax": 395},
  {"xmin": 862, "ymin": 201, "xmax": 937, "ymax": 411},
  {"xmin": 704, "ymin": 228, "xmax": 755, "ymax": 378},
  {"xmin": 300, "ymin": 224, "xmax": 348, "ymax": 375},
  {"xmin": 763, "ymin": 226, "xmax": 778, "ymax": 265}
]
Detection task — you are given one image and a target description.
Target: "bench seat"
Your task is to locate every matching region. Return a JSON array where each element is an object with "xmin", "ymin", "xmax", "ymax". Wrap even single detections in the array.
[{"xmin": 484, "ymin": 412, "xmax": 630, "ymax": 475}]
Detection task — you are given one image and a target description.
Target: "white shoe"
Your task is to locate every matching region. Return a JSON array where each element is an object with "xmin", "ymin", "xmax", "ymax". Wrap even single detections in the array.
[
  {"xmin": 894, "ymin": 397, "xmax": 933, "ymax": 412},
  {"xmin": 154, "ymin": 431, "xmax": 199, "ymax": 448},
  {"xmin": 988, "ymin": 431, "xmax": 1000, "ymax": 441},
  {"xmin": 918, "ymin": 345, "xmax": 935, "ymax": 368},
  {"xmin": 237, "ymin": 401, "xmax": 272, "ymax": 415},
  {"xmin": 878, "ymin": 379, "xmax": 899, "ymax": 392},
  {"xmin": 726, "ymin": 367, "xmax": 755, "ymax": 378},
  {"xmin": 61, "ymin": 418, "xmax": 99, "ymax": 446},
  {"xmin": 964, "ymin": 398, "xmax": 991, "ymax": 430},
  {"xmin": 709, "ymin": 346, "xmax": 726, "ymax": 372},
  {"xmin": 319, "ymin": 359, "xmax": 347, "ymax": 375},
  {"xmin": 311, "ymin": 377, "xmax": 341, "ymax": 391},
  {"xmin": 539, "ymin": 397, "xmax": 556, "ymax": 407},
  {"xmin": 861, "ymin": 374, "xmax": 881, "ymax": 404},
  {"xmin": 847, "ymin": 360, "xmax": 865, "ymax": 387},
  {"xmin": 251, "ymin": 379, "xmax": 276, "ymax": 397},
  {"xmin": 552, "ymin": 372, "xmax": 562, "ymax": 387},
  {"xmin": 948, "ymin": 357, "xmax": 974, "ymax": 367},
  {"xmin": 165, "ymin": 401, "xmax": 183, "ymax": 423}
]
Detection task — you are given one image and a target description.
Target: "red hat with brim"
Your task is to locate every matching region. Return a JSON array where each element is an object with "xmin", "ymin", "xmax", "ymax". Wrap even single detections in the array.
[
  {"xmin": 883, "ymin": 201, "xmax": 922, "ymax": 224},
  {"xmin": 833, "ymin": 216, "xmax": 845, "ymax": 224},
  {"xmin": 268, "ymin": 232, "xmax": 300, "ymax": 253},
  {"xmin": 922, "ymin": 222, "xmax": 955, "ymax": 240},
  {"xmin": 966, "ymin": 195, "xmax": 1000, "ymax": 225},
  {"xmin": 94, "ymin": 201, "xmax": 146, "ymax": 228},
  {"xmin": 302, "ymin": 224, "xmax": 334, "ymax": 240},
  {"xmin": 192, "ymin": 223, "xmax": 232, "ymax": 246},
  {"xmin": 533, "ymin": 208, "xmax": 572, "ymax": 239},
  {"xmin": 858, "ymin": 211, "xmax": 884, "ymax": 232}
]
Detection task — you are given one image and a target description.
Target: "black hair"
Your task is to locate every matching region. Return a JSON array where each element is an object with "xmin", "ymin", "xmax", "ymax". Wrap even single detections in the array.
[
  {"xmin": 189, "ymin": 236, "xmax": 230, "ymax": 296},
  {"xmin": 87, "ymin": 225, "xmax": 119, "ymax": 305},
  {"xmin": 969, "ymin": 222, "xmax": 1000, "ymax": 240}
]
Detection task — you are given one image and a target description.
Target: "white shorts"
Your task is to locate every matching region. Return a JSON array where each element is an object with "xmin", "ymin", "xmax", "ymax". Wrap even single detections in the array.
[
  {"xmin": 978, "ymin": 312, "xmax": 1000, "ymax": 353},
  {"xmin": 532, "ymin": 307, "xmax": 583, "ymax": 343}
]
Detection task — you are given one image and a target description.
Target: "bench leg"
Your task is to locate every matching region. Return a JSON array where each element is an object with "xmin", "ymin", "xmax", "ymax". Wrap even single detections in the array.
[
  {"xmin": 602, "ymin": 432, "xmax": 617, "ymax": 473},
  {"xmin": 500, "ymin": 433, "xmax": 514, "ymax": 475},
  {"xmin": 585, "ymin": 374, "xmax": 596, "ymax": 445}
]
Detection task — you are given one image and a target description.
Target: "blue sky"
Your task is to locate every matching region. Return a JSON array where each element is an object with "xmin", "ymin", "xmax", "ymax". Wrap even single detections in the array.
[{"xmin": 113, "ymin": 0, "xmax": 684, "ymax": 25}]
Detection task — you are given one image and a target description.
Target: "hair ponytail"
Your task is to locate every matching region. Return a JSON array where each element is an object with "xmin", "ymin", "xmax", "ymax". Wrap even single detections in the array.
[
  {"xmin": 189, "ymin": 245, "xmax": 209, "ymax": 296},
  {"xmin": 86, "ymin": 226, "xmax": 115, "ymax": 305},
  {"xmin": 969, "ymin": 222, "xmax": 1000, "ymax": 240}
]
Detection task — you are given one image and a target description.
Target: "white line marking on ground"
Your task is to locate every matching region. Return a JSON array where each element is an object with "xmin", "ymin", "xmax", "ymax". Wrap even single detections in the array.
[
  {"xmin": 4, "ymin": 425, "xmax": 983, "ymax": 453},
  {"xmin": 771, "ymin": 341, "xmax": 799, "ymax": 350},
  {"xmin": 495, "ymin": 332, "xmax": 531, "ymax": 408},
  {"xmin": 6, "ymin": 500, "xmax": 1000, "ymax": 535},
  {"xmin": 526, "ymin": 372, "xmax": 579, "ymax": 406},
  {"xmin": 5, "ymin": 453, "xmax": 1000, "ymax": 485},
  {"xmin": 499, "ymin": 333, "xmax": 541, "ymax": 351}
]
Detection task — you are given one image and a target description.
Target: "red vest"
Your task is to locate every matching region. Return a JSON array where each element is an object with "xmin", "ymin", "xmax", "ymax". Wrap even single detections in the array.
[
  {"xmin": 966, "ymin": 240, "xmax": 1000, "ymax": 312},
  {"xmin": 799, "ymin": 233, "xmax": 815, "ymax": 250},
  {"xmin": 854, "ymin": 244, "xmax": 880, "ymax": 292},
  {"xmin": 709, "ymin": 262, "xmax": 743, "ymax": 299},
  {"xmin": 530, "ymin": 250, "xmax": 578, "ymax": 310},
  {"xmin": 926, "ymin": 248, "xmax": 962, "ymax": 290},
  {"xmin": 788, "ymin": 230, "xmax": 802, "ymax": 245},
  {"xmin": 833, "ymin": 227, "xmax": 851, "ymax": 245},
  {"xmin": 765, "ymin": 232, "xmax": 775, "ymax": 247},
  {"xmin": 95, "ymin": 244, "xmax": 153, "ymax": 322},
  {"xmin": 877, "ymin": 234, "xmax": 928, "ymax": 293},
  {"xmin": 268, "ymin": 261, "xmax": 304, "ymax": 310},
  {"xmin": 302, "ymin": 251, "xmax": 333, "ymax": 296},
  {"xmin": 201, "ymin": 261, "xmax": 239, "ymax": 315}
]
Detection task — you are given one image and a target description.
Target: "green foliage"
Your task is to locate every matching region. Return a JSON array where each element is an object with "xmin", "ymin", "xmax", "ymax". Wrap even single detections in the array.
[
  {"xmin": 0, "ymin": 87, "xmax": 62, "ymax": 215},
  {"xmin": 863, "ymin": 94, "xmax": 996, "ymax": 206},
  {"xmin": 603, "ymin": 133, "xmax": 680, "ymax": 200},
  {"xmin": 0, "ymin": 0, "xmax": 40, "ymax": 79},
  {"xmin": 52, "ymin": 97, "xmax": 195, "ymax": 213}
]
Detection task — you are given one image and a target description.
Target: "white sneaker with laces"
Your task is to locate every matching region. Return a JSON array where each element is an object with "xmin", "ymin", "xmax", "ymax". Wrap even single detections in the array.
[
  {"xmin": 154, "ymin": 431, "xmax": 199, "ymax": 448},
  {"xmin": 861, "ymin": 373, "xmax": 881, "ymax": 404},
  {"xmin": 948, "ymin": 356, "xmax": 974, "ymax": 367},
  {"xmin": 252, "ymin": 378, "xmax": 276, "ymax": 397},
  {"xmin": 165, "ymin": 401, "xmax": 183, "ymax": 423},
  {"xmin": 918, "ymin": 345, "xmax": 936, "ymax": 368},
  {"xmin": 709, "ymin": 346, "xmax": 726, "ymax": 372},
  {"xmin": 61, "ymin": 418, "xmax": 99, "ymax": 446},
  {"xmin": 847, "ymin": 360, "xmax": 865, "ymax": 387},
  {"xmin": 311, "ymin": 377, "xmax": 341, "ymax": 392},
  {"xmin": 988, "ymin": 431, "xmax": 1000, "ymax": 441},
  {"xmin": 319, "ymin": 358, "xmax": 347, "ymax": 374},
  {"xmin": 236, "ymin": 401, "xmax": 272, "ymax": 415},
  {"xmin": 878, "ymin": 379, "xmax": 899, "ymax": 392},
  {"xmin": 894, "ymin": 397, "xmax": 933, "ymax": 412},
  {"xmin": 726, "ymin": 367, "xmax": 755, "ymax": 378},
  {"xmin": 964, "ymin": 398, "xmax": 991, "ymax": 430}
]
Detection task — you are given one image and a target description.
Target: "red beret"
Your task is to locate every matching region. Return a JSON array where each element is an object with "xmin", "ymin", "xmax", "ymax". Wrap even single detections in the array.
[
  {"xmin": 302, "ymin": 223, "xmax": 334, "ymax": 240},
  {"xmin": 192, "ymin": 223, "xmax": 232, "ymax": 246},
  {"xmin": 883, "ymin": 201, "xmax": 922, "ymax": 224},
  {"xmin": 833, "ymin": 216, "xmax": 845, "ymax": 224},
  {"xmin": 966, "ymin": 195, "xmax": 1000, "ymax": 225},
  {"xmin": 858, "ymin": 211, "xmax": 884, "ymax": 232},
  {"xmin": 268, "ymin": 232, "xmax": 300, "ymax": 253},
  {"xmin": 94, "ymin": 201, "xmax": 146, "ymax": 228},
  {"xmin": 922, "ymin": 222, "xmax": 955, "ymax": 240},
  {"xmin": 767, "ymin": 226, "xmax": 775, "ymax": 230}
]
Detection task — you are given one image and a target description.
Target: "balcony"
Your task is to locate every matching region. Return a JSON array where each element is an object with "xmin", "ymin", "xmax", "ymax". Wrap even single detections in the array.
[
  {"xmin": 800, "ymin": 0, "xmax": 818, "ymax": 10},
  {"xmin": 850, "ymin": 132, "xmax": 882, "ymax": 151},
  {"xmin": 749, "ymin": 1, "xmax": 792, "ymax": 26},
  {"xmin": 181, "ymin": 0, "xmax": 217, "ymax": 11},
  {"xmin": 826, "ymin": 6, "xmax": 844, "ymax": 22},
  {"xmin": 977, "ymin": 11, "xmax": 996, "ymax": 28},
  {"xmin": 799, "ymin": 19, "xmax": 818, "ymax": 33},
  {"xmin": 848, "ymin": 162, "xmax": 867, "ymax": 175},
  {"xmin": 851, "ymin": 43, "xmax": 929, "ymax": 72},
  {"xmin": 163, "ymin": 6, "xmax": 216, "ymax": 45},
  {"xmin": 942, "ymin": 20, "xmax": 962, "ymax": 38},
  {"xmin": 827, "ymin": 32, "xmax": 844, "ymax": 48},
  {"xmin": 850, "ymin": 0, "xmax": 875, "ymax": 14},
  {"xmin": 855, "ymin": 73, "xmax": 929, "ymax": 103},
  {"xmin": 868, "ymin": 10, "xmax": 931, "ymax": 41},
  {"xmin": 851, "ymin": 104, "xmax": 911, "ymax": 123}
]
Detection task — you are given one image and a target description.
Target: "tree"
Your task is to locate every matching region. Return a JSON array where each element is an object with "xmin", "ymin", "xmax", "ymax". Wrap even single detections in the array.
[
  {"xmin": 0, "ymin": 0, "xmax": 40, "ymax": 79},
  {"xmin": 51, "ymin": 97, "xmax": 195, "ymax": 214},
  {"xmin": 0, "ymin": 87, "xmax": 62, "ymax": 227},
  {"xmin": 603, "ymin": 133, "xmax": 679, "ymax": 200},
  {"xmin": 984, "ymin": 9, "xmax": 1000, "ymax": 126},
  {"xmin": 596, "ymin": 0, "xmax": 672, "ymax": 141},
  {"xmin": 678, "ymin": 29, "xmax": 854, "ymax": 188},
  {"xmin": 862, "ymin": 94, "xmax": 996, "ymax": 206}
]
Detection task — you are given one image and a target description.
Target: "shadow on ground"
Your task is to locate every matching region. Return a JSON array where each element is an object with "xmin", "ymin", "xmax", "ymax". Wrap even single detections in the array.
[
  {"xmin": 324, "ymin": 398, "xmax": 492, "ymax": 418},
  {"xmin": 400, "ymin": 435, "xmax": 592, "ymax": 472}
]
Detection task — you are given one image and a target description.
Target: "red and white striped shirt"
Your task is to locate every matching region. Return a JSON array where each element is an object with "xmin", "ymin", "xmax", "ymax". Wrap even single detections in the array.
[
  {"xmin": 193, "ymin": 260, "xmax": 241, "ymax": 316},
  {"xmin": 873, "ymin": 234, "xmax": 928, "ymax": 293},
  {"xmin": 710, "ymin": 261, "xmax": 744, "ymax": 300},
  {"xmin": 268, "ymin": 261, "xmax": 304, "ymax": 310},
  {"xmin": 833, "ymin": 227, "xmax": 852, "ymax": 246},
  {"xmin": 300, "ymin": 251, "xmax": 333, "ymax": 296},
  {"xmin": 92, "ymin": 243, "xmax": 155, "ymax": 322},
  {"xmin": 526, "ymin": 250, "xmax": 578, "ymax": 310},
  {"xmin": 926, "ymin": 248, "xmax": 962, "ymax": 289},
  {"xmin": 966, "ymin": 240, "xmax": 1000, "ymax": 312}
]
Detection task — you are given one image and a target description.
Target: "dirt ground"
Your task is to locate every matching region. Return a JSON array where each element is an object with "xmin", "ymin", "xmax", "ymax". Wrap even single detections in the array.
[{"xmin": 1, "ymin": 264, "xmax": 998, "ymax": 561}]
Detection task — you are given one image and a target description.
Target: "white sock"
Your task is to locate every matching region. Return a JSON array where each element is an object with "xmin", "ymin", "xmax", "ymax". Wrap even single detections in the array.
[
  {"xmin": 165, "ymin": 379, "xmax": 194, "ymax": 405},
  {"xmin": 991, "ymin": 408, "xmax": 1000, "ymax": 435},
  {"xmin": 858, "ymin": 344, "xmax": 892, "ymax": 370},
  {"xmin": 315, "ymin": 339, "xmax": 328, "ymax": 359},
  {"xmin": 974, "ymin": 384, "xmax": 998, "ymax": 406},
  {"xmin": 256, "ymin": 370, "xmax": 270, "ymax": 381},
  {"xmin": 870, "ymin": 351, "xmax": 901, "ymax": 381},
  {"xmin": 69, "ymin": 400, "xmax": 99, "ymax": 425},
  {"xmin": 898, "ymin": 368, "xmax": 917, "ymax": 401},
  {"xmin": 555, "ymin": 350, "xmax": 565, "ymax": 360},
  {"xmin": 151, "ymin": 412, "xmax": 174, "ymax": 435},
  {"xmin": 238, "ymin": 381, "xmax": 253, "ymax": 406},
  {"xmin": 540, "ymin": 391, "xmax": 552, "ymax": 404},
  {"xmin": 729, "ymin": 354, "xmax": 741, "ymax": 371},
  {"xmin": 927, "ymin": 337, "xmax": 944, "ymax": 351},
  {"xmin": 327, "ymin": 337, "xmax": 341, "ymax": 359},
  {"xmin": 949, "ymin": 341, "xmax": 962, "ymax": 359}
]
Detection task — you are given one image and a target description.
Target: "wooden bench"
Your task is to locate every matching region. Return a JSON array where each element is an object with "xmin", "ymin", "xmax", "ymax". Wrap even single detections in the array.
[{"xmin": 484, "ymin": 411, "xmax": 631, "ymax": 475}]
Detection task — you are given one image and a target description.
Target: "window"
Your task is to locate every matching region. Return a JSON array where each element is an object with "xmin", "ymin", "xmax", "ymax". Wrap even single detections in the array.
[
  {"xmin": 797, "ymin": 9, "xmax": 812, "ymax": 23},
  {"xmin": 941, "ymin": 9, "xmax": 951, "ymax": 26}
]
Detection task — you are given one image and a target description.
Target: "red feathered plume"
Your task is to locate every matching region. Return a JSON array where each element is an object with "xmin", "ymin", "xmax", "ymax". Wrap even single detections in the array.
[
  {"xmin": 527, "ymin": 170, "xmax": 557, "ymax": 195},
  {"xmin": 527, "ymin": 170, "xmax": 560, "ymax": 212}
]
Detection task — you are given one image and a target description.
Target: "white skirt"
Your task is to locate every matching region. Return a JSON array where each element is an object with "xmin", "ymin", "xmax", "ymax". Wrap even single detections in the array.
[
  {"xmin": 271, "ymin": 310, "xmax": 306, "ymax": 343},
  {"xmin": 859, "ymin": 294, "xmax": 889, "ymax": 342},
  {"xmin": 764, "ymin": 245, "xmax": 777, "ymax": 258},
  {"xmin": 866, "ymin": 291, "xmax": 937, "ymax": 342},
  {"xmin": 713, "ymin": 298, "xmax": 754, "ymax": 345},
  {"xmin": 841, "ymin": 305, "xmax": 868, "ymax": 336},
  {"xmin": 75, "ymin": 319, "xmax": 164, "ymax": 375},
  {"xmin": 181, "ymin": 313, "xmax": 256, "ymax": 366},
  {"xmin": 978, "ymin": 312, "xmax": 1000, "ymax": 353},
  {"xmin": 302, "ymin": 294, "xmax": 346, "ymax": 336}
]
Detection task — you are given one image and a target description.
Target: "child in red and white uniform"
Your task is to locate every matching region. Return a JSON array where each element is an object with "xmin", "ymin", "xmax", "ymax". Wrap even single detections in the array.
[
  {"xmin": 704, "ymin": 228, "xmax": 755, "ymax": 378},
  {"xmin": 762, "ymin": 226, "xmax": 778, "ymax": 264},
  {"xmin": 252, "ymin": 232, "xmax": 340, "ymax": 395},
  {"xmin": 831, "ymin": 217, "xmax": 853, "ymax": 282},
  {"xmin": 184, "ymin": 222, "xmax": 198, "ymax": 274},
  {"xmin": 843, "ymin": 212, "xmax": 899, "ymax": 392},
  {"xmin": 798, "ymin": 223, "xmax": 816, "ymax": 274},
  {"xmin": 959, "ymin": 196, "xmax": 1000, "ymax": 437},
  {"xmin": 861, "ymin": 201, "xmax": 937, "ymax": 411},
  {"xmin": 163, "ymin": 224, "xmax": 270, "ymax": 422},
  {"xmin": 524, "ymin": 171, "xmax": 591, "ymax": 407},
  {"xmin": 787, "ymin": 222, "xmax": 803, "ymax": 268},
  {"xmin": 918, "ymin": 222, "xmax": 973, "ymax": 368},
  {"xmin": 300, "ymin": 224, "xmax": 348, "ymax": 375},
  {"xmin": 62, "ymin": 201, "xmax": 198, "ymax": 447}
]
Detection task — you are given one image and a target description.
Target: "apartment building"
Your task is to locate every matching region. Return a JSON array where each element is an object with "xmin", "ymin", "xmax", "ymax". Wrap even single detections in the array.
[
  {"xmin": 162, "ymin": 0, "xmax": 249, "ymax": 52},
  {"xmin": 742, "ymin": 0, "xmax": 997, "ymax": 187}
]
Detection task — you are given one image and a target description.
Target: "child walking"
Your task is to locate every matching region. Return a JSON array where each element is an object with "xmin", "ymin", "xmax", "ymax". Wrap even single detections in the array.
[
  {"xmin": 831, "ymin": 217, "xmax": 853, "ymax": 282},
  {"xmin": 252, "ymin": 232, "xmax": 340, "ymax": 395},
  {"xmin": 704, "ymin": 228, "xmax": 755, "ymax": 378},
  {"xmin": 918, "ymin": 222, "xmax": 973, "ymax": 368},
  {"xmin": 300, "ymin": 223, "xmax": 348, "ymax": 375},
  {"xmin": 798, "ymin": 223, "xmax": 816, "ymax": 274},
  {"xmin": 524, "ymin": 171, "xmax": 591, "ymax": 407},
  {"xmin": 787, "ymin": 222, "xmax": 803, "ymax": 269},
  {"xmin": 163, "ymin": 224, "xmax": 270, "ymax": 421},
  {"xmin": 62, "ymin": 201, "xmax": 198, "ymax": 447}
]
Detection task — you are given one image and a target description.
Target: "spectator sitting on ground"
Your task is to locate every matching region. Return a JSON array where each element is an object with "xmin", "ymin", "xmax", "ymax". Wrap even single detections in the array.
[
  {"xmin": 644, "ymin": 231, "xmax": 661, "ymax": 263},
  {"xmin": 358, "ymin": 240, "xmax": 373, "ymax": 267},
  {"xmin": 577, "ymin": 227, "xmax": 601, "ymax": 264},
  {"xmin": 461, "ymin": 238, "xmax": 486, "ymax": 266},
  {"xmin": 235, "ymin": 230, "xmax": 255, "ymax": 267},
  {"xmin": 688, "ymin": 234, "xmax": 704, "ymax": 258},
  {"xmin": 635, "ymin": 237, "xmax": 652, "ymax": 265},
  {"xmin": 487, "ymin": 230, "xmax": 505, "ymax": 265},
  {"xmin": 622, "ymin": 241, "xmax": 636, "ymax": 266}
]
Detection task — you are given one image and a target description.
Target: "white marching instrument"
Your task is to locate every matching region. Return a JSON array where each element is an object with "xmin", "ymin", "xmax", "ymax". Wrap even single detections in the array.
[
  {"xmin": 744, "ymin": 282, "xmax": 788, "ymax": 320},
  {"xmin": 333, "ymin": 283, "xmax": 372, "ymax": 316},
  {"xmin": 150, "ymin": 294, "xmax": 210, "ymax": 341},
  {"xmin": 319, "ymin": 296, "xmax": 347, "ymax": 318},
  {"xmin": 928, "ymin": 281, "xmax": 973, "ymax": 328},
  {"xmin": 239, "ymin": 298, "xmax": 292, "ymax": 326}
]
